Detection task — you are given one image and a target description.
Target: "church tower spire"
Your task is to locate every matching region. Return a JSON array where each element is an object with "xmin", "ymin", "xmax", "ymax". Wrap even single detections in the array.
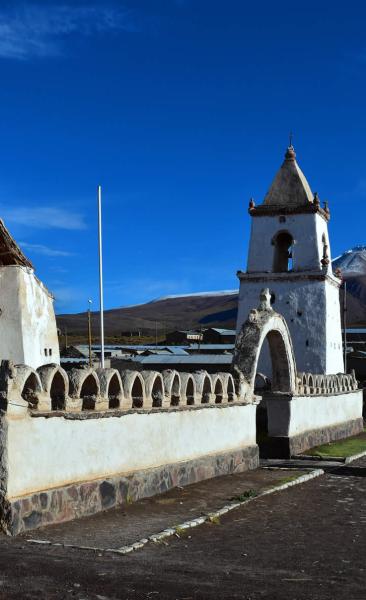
[
  {"xmin": 236, "ymin": 144, "xmax": 343, "ymax": 375},
  {"xmin": 249, "ymin": 144, "xmax": 329, "ymax": 220}
]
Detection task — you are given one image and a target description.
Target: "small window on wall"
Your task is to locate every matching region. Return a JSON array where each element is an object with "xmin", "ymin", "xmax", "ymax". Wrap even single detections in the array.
[
  {"xmin": 49, "ymin": 349, "xmax": 52, "ymax": 356},
  {"xmin": 44, "ymin": 348, "xmax": 48, "ymax": 356},
  {"xmin": 273, "ymin": 231, "xmax": 294, "ymax": 272}
]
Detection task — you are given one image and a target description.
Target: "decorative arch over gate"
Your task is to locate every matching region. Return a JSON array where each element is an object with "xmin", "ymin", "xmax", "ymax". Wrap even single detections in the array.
[{"xmin": 232, "ymin": 289, "xmax": 297, "ymax": 399}]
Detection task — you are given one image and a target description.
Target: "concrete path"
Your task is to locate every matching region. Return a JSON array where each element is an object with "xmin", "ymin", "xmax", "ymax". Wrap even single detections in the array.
[{"xmin": 0, "ymin": 458, "xmax": 365, "ymax": 598}]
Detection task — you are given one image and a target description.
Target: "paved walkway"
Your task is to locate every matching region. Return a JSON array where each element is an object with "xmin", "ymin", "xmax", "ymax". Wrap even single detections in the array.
[
  {"xmin": 0, "ymin": 458, "xmax": 365, "ymax": 599},
  {"xmin": 24, "ymin": 465, "xmax": 305, "ymax": 550}
]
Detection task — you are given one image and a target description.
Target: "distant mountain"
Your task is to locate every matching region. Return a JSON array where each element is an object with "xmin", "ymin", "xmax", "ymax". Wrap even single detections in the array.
[
  {"xmin": 57, "ymin": 248, "xmax": 366, "ymax": 336},
  {"xmin": 333, "ymin": 246, "xmax": 366, "ymax": 326},
  {"xmin": 56, "ymin": 291, "xmax": 239, "ymax": 336}
]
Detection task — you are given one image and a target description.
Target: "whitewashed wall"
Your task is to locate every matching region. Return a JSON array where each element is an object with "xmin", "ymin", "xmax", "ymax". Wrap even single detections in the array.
[
  {"xmin": 6, "ymin": 404, "xmax": 257, "ymax": 499},
  {"xmin": 246, "ymin": 213, "xmax": 331, "ymax": 274},
  {"xmin": 0, "ymin": 266, "xmax": 59, "ymax": 369},
  {"xmin": 237, "ymin": 277, "xmax": 344, "ymax": 374},
  {"xmin": 266, "ymin": 390, "xmax": 363, "ymax": 437}
]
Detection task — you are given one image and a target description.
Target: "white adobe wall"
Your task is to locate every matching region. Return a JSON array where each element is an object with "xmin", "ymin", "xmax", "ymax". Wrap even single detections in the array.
[
  {"xmin": 0, "ymin": 266, "xmax": 59, "ymax": 369},
  {"xmin": 267, "ymin": 390, "xmax": 363, "ymax": 437},
  {"xmin": 5, "ymin": 404, "xmax": 256, "ymax": 499},
  {"xmin": 237, "ymin": 276, "xmax": 344, "ymax": 374},
  {"xmin": 247, "ymin": 213, "xmax": 331, "ymax": 274},
  {"xmin": 325, "ymin": 280, "xmax": 345, "ymax": 373}
]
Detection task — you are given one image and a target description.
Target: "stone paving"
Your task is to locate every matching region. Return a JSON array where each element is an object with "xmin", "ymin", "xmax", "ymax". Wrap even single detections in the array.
[
  {"xmin": 0, "ymin": 459, "xmax": 365, "ymax": 598},
  {"xmin": 23, "ymin": 465, "xmax": 305, "ymax": 550}
]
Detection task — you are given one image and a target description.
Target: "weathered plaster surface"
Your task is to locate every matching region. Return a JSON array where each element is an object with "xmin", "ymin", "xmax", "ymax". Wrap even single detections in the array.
[
  {"xmin": 6, "ymin": 404, "xmax": 257, "ymax": 499},
  {"xmin": 266, "ymin": 390, "xmax": 363, "ymax": 437},
  {"xmin": 0, "ymin": 266, "xmax": 59, "ymax": 369},
  {"xmin": 233, "ymin": 290, "xmax": 297, "ymax": 398},
  {"xmin": 237, "ymin": 275, "xmax": 343, "ymax": 374},
  {"xmin": 246, "ymin": 213, "xmax": 331, "ymax": 274}
]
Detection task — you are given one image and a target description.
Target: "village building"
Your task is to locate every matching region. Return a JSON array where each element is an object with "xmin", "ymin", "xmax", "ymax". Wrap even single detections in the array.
[
  {"xmin": 165, "ymin": 329, "xmax": 203, "ymax": 345},
  {"xmin": 202, "ymin": 328, "xmax": 236, "ymax": 344}
]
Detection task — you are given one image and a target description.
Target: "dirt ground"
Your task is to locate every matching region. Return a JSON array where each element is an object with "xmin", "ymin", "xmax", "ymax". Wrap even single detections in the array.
[{"xmin": 0, "ymin": 459, "xmax": 365, "ymax": 599}]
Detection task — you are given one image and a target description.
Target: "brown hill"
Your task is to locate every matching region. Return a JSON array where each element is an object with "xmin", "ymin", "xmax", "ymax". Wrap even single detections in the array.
[
  {"xmin": 56, "ymin": 292, "xmax": 239, "ymax": 337},
  {"xmin": 57, "ymin": 248, "xmax": 366, "ymax": 337}
]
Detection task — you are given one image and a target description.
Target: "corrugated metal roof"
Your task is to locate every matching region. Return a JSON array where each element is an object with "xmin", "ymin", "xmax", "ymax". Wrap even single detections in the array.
[
  {"xmin": 113, "ymin": 355, "xmax": 232, "ymax": 365},
  {"xmin": 77, "ymin": 344, "xmax": 191, "ymax": 352},
  {"xmin": 207, "ymin": 328, "xmax": 236, "ymax": 335},
  {"xmin": 164, "ymin": 347, "xmax": 189, "ymax": 355},
  {"xmin": 188, "ymin": 344, "xmax": 234, "ymax": 351}
]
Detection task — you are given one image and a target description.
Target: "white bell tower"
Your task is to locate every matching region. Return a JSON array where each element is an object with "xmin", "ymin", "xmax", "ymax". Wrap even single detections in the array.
[{"xmin": 236, "ymin": 144, "xmax": 344, "ymax": 375}]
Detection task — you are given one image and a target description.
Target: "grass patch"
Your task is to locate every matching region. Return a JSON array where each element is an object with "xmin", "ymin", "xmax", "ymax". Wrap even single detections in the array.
[
  {"xmin": 306, "ymin": 433, "xmax": 366, "ymax": 459},
  {"xmin": 230, "ymin": 489, "xmax": 258, "ymax": 502},
  {"xmin": 208, "ymin": 515, "xmax": 220, "ymax": 525}
]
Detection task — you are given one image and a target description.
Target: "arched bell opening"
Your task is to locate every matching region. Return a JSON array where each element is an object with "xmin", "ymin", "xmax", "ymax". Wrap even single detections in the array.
[{"xmin": 272, "ymin": 231, "xmax": 294, "ymax": 272}]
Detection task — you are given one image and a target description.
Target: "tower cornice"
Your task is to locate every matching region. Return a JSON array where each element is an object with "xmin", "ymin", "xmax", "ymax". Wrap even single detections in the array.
[
  {"xmin": 248, "ymin": 203, "xmax": 330, "ymax": 222},
  {"xmin": 236, "ymin": 269, "xmax": 341, "ymax": 288}
]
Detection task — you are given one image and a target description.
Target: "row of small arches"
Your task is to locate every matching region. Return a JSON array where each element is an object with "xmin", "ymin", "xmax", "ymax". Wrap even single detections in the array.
[
  {"xmin": 12, "ymin": 364, "xmax": 238, "ymax": 412},
  {"xmin": 298, "ymin": 372, "xmax": 358, "ymax": 395}
]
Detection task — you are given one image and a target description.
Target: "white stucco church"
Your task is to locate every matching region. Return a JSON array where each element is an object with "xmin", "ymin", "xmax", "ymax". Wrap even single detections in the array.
[
  {"xmin": 236, "ymin": 144, "xmax": 344, "ymax": 375},
  {"xmin": 0, "ymin": 220, "xmax": 60, "ymax": 369}
]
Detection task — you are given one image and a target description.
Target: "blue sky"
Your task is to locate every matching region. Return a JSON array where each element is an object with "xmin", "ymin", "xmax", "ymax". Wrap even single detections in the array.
[{"xmin": 1, "ymin": 0, "xmax": 365, "ymax": 313}]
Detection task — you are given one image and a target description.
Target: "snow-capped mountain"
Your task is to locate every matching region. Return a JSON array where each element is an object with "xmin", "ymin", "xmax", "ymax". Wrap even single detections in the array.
[{"xmin": 333, "ymin": 246, "xmax": 366, "ymax": 276}]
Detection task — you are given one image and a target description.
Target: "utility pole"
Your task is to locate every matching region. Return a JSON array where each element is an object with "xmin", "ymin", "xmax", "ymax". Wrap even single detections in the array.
[
  {"xmin": 198, "ymin": 326, "xmax": 202, "ymax": 353},
  {"xmin": 155, "ymin": 321, "xmax": 158, "ymax": 347},
  {"xmin": 88, "ymin": 299, "xmax": 93, "ymax": 368},
  {"xmin": 65, "ymin": 327, "xmax": 68, "ymax": 349},
  {"xmin": 98, "ymin": 185, "xmax": 105, "ymax": 368}
]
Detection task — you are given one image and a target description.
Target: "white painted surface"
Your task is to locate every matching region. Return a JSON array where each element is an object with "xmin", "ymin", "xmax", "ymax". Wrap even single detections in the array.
[
  {"xmin": 238, "ymin": 204, "xmax": 343, "ymax": 374},
  {"xmin": 267, "ymin": 390, "xmax": 363, "ymax": 437},
  {"xmin": 6, "ymin": 405, "xmax": 256, "ymax": 498},
  {"xmin": 237, "ymin": 276, "xmax": 344, "ymax": 374},
  {"xmin": 0, "ymin": 266, "xmax": 59, "ymax": 369},
  {"xmin": 247, "ymin": 213, "xmax": 331, "ymax": 274}
]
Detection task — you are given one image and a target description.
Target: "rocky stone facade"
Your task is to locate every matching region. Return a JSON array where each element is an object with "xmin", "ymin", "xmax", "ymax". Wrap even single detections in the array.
[{"xmin": 2, "ymin": 446, "xmax": 258, "ymax": 535}]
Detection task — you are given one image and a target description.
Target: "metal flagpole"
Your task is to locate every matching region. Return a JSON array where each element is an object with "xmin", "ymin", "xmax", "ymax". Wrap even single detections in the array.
[{"xmin": 98, "ymin": 185, "xmax": 105, "ymax": 368}]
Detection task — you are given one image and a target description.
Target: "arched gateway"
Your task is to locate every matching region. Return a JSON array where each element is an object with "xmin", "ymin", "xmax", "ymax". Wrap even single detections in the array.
[{"xmin": 232, "ymin": 288, "xmax": 297, "ymax": 399}]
